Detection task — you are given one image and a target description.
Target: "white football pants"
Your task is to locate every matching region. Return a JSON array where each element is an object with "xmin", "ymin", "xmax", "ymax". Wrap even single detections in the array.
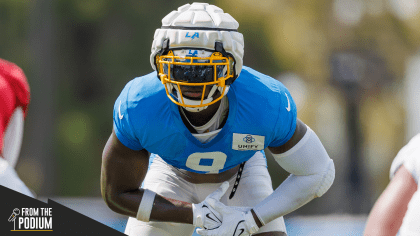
[{"xmin": 124, "ymin": 151, "xmax": 287, "ymax": 236}]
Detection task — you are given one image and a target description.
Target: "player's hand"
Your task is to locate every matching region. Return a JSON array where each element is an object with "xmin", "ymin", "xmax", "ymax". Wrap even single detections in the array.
[
  {"xmin": 196, "ymin": 202, "xmax": 259, "ymax": 236},
  {"xmin": 192, "ymin": 181, "xmax": 229, "ymax": 230}
]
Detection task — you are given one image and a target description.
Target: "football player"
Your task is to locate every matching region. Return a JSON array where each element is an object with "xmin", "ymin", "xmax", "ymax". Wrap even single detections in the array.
[
  {"xmin": 101, "ymin": 3, "xmax": 335, "ymax": 236},
  {"xmin": 0, "ymin": 58, "xmax": 34, "ymax": 197},
  {"xmin": 364, "ymin": 134, "xmax": 420, "ymax": 236}
]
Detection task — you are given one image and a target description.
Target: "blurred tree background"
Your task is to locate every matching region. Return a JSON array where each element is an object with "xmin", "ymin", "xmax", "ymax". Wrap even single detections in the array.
[{"xmin": 2, "ymin": 0, "xmax": 420, "ymax": 215}]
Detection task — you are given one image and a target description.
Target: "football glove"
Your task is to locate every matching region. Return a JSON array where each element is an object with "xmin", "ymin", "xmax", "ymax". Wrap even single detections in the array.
[
  {"xmin": 192, "ymin": 181, "xmax": 229, "ymax": 230},
  {"xmin": 196, "ymin": 202, "xmax": 259, "ymax": 236}
]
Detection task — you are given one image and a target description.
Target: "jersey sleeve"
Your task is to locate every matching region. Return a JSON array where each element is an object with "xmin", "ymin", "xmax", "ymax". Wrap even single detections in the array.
[
  {"xmin": 269, "ymin": 85, "xmax": 297, "ymax": 147},
  {"xmin": 390, "ymin": 134, "xmax": 420, "ymax": 183},
  {"xmin": 113, "ymin": 80, "xmax": 144, "ymax": 150}
]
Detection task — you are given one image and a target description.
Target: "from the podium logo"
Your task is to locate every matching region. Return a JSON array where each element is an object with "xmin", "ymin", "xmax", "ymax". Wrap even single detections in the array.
[{"xmin": 8, "ymin": 207, "xmax": 53, "ymax": 232}]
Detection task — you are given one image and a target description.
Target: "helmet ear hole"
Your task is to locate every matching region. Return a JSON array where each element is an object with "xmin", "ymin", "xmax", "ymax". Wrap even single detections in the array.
[
  {"xmin": 229, "ymin": 57, "xmax": 235, "ymax": 75},
  {"xmin": 214, "ymin": 42, "xmax": 228, "ymax": 57},
  {"xmin": 154, "ymin": 39, "xmax": 171, "ymax": 80},
  {"xmin": 225, "ymin": 57, "xmax": 236, "ymax": 85},
  {"xmin": 161, "ymin": 38, "xmax": 170, "ymax": 55}
]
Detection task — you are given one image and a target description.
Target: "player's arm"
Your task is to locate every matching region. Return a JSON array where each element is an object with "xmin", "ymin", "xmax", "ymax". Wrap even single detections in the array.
[
  {"xmin": 251, "ymin": 119, "xmax": 335, "ymax": 226},
  {"xmin": 195, "ymin": 119, "xmax": 335, "ymax": 236},
  {"xmin": 100, "ymin": 129, "xmax": 194, "ymax": 224},
  {"xmin": 364, "ymin": 165, "xmax": 417, "ymax": 236}
]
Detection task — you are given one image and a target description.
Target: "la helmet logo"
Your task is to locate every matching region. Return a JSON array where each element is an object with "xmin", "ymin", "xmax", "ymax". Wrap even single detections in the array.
[
  {"xmin": 187, "ymin": 50, "xmax": 198, "ymax": 57},
  {"xmin": 8, "ymin": 207, "xmax": 53, "ymax": 231},
  {"xmin": 185, "ymin": 32, "xmax": 199, "ymax": 39},
  {"xmin": 243, "ymin": 135, "xmax": 255, "ymax": 143}
]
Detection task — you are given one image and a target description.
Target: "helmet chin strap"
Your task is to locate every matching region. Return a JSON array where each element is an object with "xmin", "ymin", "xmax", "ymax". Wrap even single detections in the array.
[{"xmin": 172, "ymin": 85, "xmax": 230, "ymax": 112}]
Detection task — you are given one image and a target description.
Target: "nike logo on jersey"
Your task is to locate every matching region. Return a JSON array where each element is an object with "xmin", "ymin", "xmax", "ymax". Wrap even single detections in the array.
[
  {"xmin": 285, "ymin": 93, "xmax": 291, "ymax": 112},
  {"xmin": 118, "ymin": 101, "xmax": 124, "ymax": 119}
]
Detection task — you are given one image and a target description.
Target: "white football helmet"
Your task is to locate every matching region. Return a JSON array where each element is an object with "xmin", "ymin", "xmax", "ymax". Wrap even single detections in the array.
[{"xmin": 150, "ymin": 3, "xmax": 244, "ymax": 112}]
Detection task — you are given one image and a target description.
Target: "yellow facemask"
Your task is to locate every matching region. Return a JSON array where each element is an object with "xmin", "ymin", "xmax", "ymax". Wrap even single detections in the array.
[{"xmin": 156, "ymin": 50, "xmax": 235, "ymax": 109}]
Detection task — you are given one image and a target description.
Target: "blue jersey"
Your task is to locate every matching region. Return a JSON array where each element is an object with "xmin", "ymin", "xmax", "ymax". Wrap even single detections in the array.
[{"xmin": 113, "ymin": 66, "xmax": 297, "ymax": 174}]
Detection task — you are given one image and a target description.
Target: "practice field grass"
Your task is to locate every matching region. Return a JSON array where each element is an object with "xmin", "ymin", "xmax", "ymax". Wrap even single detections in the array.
[{"xmin": 44, "ymin": 197, "xmax": 367, "ymax": 235}]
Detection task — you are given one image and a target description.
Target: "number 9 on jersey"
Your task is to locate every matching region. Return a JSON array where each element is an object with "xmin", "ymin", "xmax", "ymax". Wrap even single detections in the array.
[{"xmin": 185, "ymin": 152, "xmax": 227, "ymax": 174}]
